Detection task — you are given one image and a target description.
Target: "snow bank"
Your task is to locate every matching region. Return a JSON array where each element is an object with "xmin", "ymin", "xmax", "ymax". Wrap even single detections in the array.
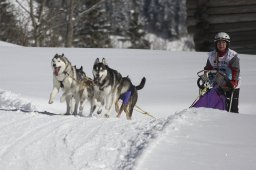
[
  {"xmin": 136, "ymin": 108, "xmax": 256, "ymax": 170},
  {"xmin": 0, "ymin": 41, "xmax": 20, "ymax": 47},
  {"xmin": 0, "ymin": 89, "xmax": 38, "ymax": 112}
]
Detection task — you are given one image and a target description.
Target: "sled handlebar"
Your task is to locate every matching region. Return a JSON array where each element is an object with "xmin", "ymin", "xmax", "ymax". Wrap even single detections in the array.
[
  {"xmin": 196, "ymin": 70, "xmax": 218, "ymax": 90},
  {"xmin": 196, "ymin": 70, "xmax": 217, "ymax": 78},
  {"xmin": 196, "ymin": 69, "xmax": 232, "ymax": 91}
]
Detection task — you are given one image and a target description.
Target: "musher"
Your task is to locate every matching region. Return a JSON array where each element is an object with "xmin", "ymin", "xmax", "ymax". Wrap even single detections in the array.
[{"xmin": 204, "ymin": 32, "xmax": 240, "ymax": 113}]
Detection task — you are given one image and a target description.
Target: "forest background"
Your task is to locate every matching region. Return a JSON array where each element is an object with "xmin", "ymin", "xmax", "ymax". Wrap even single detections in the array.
[{"xmin": 0, "ymin": 0, "xmax": 193, "ymax": 50}]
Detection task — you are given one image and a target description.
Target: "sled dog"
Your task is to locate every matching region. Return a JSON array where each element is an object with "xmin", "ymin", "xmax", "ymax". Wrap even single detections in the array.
[
  {"xmin": 74, "ymin": 66, "xmax": 94, "ymax": 115},
  {"xmin": 91, "ymin": 58, "xmax": 123, "ymax": 117},
  {"xmin": 115, "ymin": 76, "xmax": 146, "ymax": 120},
  {"xmin": 48, "ymin": 54, "xmax": 93, "ymax": 115},
  {"xmin": 91, "ymin": 58, "xmax": 146, "ymax": 119}
]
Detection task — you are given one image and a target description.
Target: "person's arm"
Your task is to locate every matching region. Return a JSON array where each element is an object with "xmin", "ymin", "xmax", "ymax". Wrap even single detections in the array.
[
  {"xmin": 229, "ymin": 55, "xmax": 240, "ymax": 88},
  {"xmin": 204, "ymin": 59, "xmax": 213, "ymax": 70}
]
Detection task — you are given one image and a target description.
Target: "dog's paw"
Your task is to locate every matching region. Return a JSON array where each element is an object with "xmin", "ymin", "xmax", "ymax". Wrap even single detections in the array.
[
  {"xmin": 97, "ymin": 109, "xmax": 102, "ymax": 115},
  {"xmin": 60, "ymin": 96, "xmax": 66, "ymax": 103},
  {"xmin": 86, "ymin": 114, "xmax": 92, "ymax": 118},
  {"xmin": 48, "ymin": 99, "xmax": 54, "ymax": 104}
]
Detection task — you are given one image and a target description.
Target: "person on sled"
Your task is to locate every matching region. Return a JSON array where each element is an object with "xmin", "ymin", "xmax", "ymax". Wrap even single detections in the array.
[{"xmin": 204, "ymin": 32, "xmax": 240, "ymax": 113}]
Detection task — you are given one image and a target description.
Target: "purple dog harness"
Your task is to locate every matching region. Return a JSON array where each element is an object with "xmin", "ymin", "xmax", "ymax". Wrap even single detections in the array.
[{"xmin": 120, "ymin": 91, "xmax": 132, "ymax": 105}]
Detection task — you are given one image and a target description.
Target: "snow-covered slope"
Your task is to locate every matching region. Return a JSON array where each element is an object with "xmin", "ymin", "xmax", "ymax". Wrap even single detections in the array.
[
  {"xmin": 0, "ymin": 41, "xmax": 20, "ymax": 47},
  {"xmin": 0, "ymin": 105, "xmax": 168, "ymax": 170},
  {"xmin": 0, "ymin": 45, "xmax": 256, "ymax": 170},
  {"xmin": 136, "ymin": 109, "xmax": 256, "ymax": 170}
]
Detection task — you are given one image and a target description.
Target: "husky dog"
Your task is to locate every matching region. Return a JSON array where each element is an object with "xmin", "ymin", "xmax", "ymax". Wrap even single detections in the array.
[
  {"xmin": 49, "ymin": 54, "xmax": 93, "ymax": 115},
  {"xmin": 75, "ymin": 66, "xmax": 94, "ymax": 115},
  {"xmin": 91, "ymin": 58, "xmax": 123, "ymax": 117},
  {"xmin": 115, "ymin": 76, "xmax": 146, "ymax": 120}
]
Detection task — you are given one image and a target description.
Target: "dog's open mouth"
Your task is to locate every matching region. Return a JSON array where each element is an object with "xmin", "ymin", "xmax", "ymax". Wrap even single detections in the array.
[
  {"xmin": 54, "ymin": 67, "xmax": 61, "ymax": 76},
  {"xmin": 94, "ymin": 75, "xmax": 102, "ymax": 85}
]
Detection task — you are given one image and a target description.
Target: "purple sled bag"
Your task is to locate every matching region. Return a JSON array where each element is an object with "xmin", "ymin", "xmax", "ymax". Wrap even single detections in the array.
[{"xmin": 192, "ymin": 87, "xmax": 226, "ymax": 110}]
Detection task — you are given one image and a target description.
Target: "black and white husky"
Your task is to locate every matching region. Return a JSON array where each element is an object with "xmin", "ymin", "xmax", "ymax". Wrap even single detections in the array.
[
  {"xmin": 91, "ymin": 58, "xmax": 122, "ymax": 117},
  {"xmin": 115, "ymin": 76, "xmax": 146, "ymax": 120},
  {"xmin": 48, "ymin": 54, "xmax": 93, "ymax": 115},
  {"xmin": 91, "ymin": 58, "xmax": 146, "ymax": 119}
]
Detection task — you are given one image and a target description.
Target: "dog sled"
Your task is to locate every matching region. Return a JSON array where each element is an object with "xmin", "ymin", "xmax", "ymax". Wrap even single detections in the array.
[{"xmin": 190, "ymin": 70, "xmax": 235, "ymax": 112}]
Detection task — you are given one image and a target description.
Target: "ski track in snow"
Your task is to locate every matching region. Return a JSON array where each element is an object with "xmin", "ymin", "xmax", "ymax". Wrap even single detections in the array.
[{"xmin": 0, "ymin": 89, "xmax": 187, "ymax": 170}]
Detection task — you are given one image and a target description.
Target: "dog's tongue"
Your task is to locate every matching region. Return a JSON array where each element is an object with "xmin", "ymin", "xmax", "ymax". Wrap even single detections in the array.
[
  {"xmin": 54, "ymin": 67, "xmax": 60, "ymax": 76},
  {"xmin": 94, "ymin": 77, "xmax": 100, "ymax": 84}
]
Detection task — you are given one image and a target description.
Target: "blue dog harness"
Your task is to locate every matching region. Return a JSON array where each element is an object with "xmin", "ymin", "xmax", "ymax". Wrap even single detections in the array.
[{"xmin": 120, "ymin": 91, "xmax": 132, "ymax": 105}]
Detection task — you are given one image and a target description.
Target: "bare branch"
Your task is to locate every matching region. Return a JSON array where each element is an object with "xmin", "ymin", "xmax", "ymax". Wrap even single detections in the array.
[
  {"xmin": 38, "ymin": 0, "xmax": 47, "ymax": 23},
  {"xmin": 15, "ymin": 0, "xmax": 30, "ymax": 14},
  {"xmin": 77, "ymin": 0, "xmax": 105, "ymax": 20}
]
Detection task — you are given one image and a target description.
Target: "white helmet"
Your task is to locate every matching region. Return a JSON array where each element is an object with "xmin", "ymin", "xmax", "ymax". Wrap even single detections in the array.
[{"xmin": 214, "ymin": 32, "xmax": 230, "ymax": 43}]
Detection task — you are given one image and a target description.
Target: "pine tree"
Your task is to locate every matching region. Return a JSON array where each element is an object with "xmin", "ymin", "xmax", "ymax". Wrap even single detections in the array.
[
  {"xmin": 0, "ymin": 1, "xmax": 27, "ymax": 45},
  {"xmin": 127, "ymin": 10, "xmax": 150, "ymax": 49},
  {"xmin": 43, "ymin": 0, "xmax": 70, "ymax": 47},
  {"xmin": 74, "ymin": 0, "xmax": 112, "ymax": 48}
]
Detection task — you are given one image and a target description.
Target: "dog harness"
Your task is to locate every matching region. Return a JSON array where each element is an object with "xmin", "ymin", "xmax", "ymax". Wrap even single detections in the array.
[
  {"xmin": 58, "ymin": 65, "xmax": 76, "ymax": 89},
  {"xmin": 59, "ymin": 81, "xmax": 64, "ymax": 88},
  {"xmin": 120, "ymin": 91, "xmax": 132, "ymax": 105}
]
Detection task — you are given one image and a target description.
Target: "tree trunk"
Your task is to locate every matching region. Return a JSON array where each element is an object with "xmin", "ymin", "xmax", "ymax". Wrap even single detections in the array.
[
  {"xmin": 28, "ymin": 0, "xmax": 46, "ymax": 47},
  {"xmin": 65, "ymin": 0, "xmax": 75, "ymax": 47}
]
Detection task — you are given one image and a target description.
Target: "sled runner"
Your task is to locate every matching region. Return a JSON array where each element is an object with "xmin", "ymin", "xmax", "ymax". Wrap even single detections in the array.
[{"xmin": 191, "ymin": 70, "xmax": 235, "ymax": 112}]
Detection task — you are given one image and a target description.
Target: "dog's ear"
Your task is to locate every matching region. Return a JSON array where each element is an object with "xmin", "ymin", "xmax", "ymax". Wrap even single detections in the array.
[
  {"xmin": 102, "ymin": 58, "xmax": 108, "ymax": 65},
  {"xmin": 61, "ymin": 53, "xmax": 64, "ymax": 57},
  {"xmin": 80, "ymin": 66, "xmax": 83, "ymax": 70},
  {"xmin": 94, "ymin": 58, "xmax": 100, "ymax": 65}
]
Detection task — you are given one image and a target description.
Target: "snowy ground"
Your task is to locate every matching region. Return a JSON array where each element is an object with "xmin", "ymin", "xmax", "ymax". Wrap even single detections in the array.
[{"xmin": 0, "ymin": 41, "xmax": 256, "ymax": 170}]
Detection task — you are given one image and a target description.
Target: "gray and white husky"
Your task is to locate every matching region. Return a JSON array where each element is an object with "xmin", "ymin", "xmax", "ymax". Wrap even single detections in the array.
[
  {"xmin": 74, "ymin": 66, "xmax": 94, "ymax": 115},
  {"xmin": 48, "ymin": 54, "xmax": 93, "ymax": 115},
  {"xmin": 91, "ymin": 58, "xmax": 146, "ymax": 119}
]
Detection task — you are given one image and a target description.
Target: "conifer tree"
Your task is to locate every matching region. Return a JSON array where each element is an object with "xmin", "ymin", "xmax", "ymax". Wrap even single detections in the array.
[
  {"xmin": 127, "ymin": 10, "xmax": 150, "ymax": 49},
  {"xmin": 0, "ymin": 1, "xmax": 26, "ymax": 45},
  {"xmin": 74, "ymin": 0, "xmax": 112, "ymax": 48}
]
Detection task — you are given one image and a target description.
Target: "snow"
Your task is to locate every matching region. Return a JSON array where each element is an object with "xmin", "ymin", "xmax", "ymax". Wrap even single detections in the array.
[
  {"xmin": 146, "ymin": 33, "xmax": 195, "ymax": 51},
  {"xmin": 0, "ymin": 41, "xmax": 256, "ymax": 170},
  {"xmin": 136, "ymin": 109, "xmax": 256, "ymax": 170},
  {"xmin": 0, "ymin": 41, "xmax": 20, "ymax": 47}
]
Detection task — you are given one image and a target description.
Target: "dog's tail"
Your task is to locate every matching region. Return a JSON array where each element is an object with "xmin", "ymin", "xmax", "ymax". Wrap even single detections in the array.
[{"xmin": 136, "ymin": 77, "xmax": 146, "ymax": 90}]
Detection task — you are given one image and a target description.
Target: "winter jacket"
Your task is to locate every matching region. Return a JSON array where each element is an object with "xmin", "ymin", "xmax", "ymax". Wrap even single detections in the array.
[{"xmin": 204, "ymin": 49, "xmax": 240, "ymax": 89}]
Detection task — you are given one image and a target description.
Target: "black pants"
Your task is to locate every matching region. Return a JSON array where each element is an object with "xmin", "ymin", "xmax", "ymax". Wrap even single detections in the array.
[{"xmin": 225, "ymin": 88, "xmax": 240, "ymax": 113}]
